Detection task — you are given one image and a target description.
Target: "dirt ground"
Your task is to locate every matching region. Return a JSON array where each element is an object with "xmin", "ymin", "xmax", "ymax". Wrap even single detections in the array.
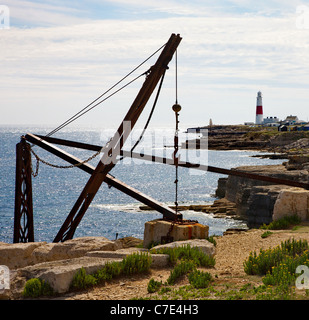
[{"xmin": 58, "ymin": 228, "xmax": 309, "ymax": 300}]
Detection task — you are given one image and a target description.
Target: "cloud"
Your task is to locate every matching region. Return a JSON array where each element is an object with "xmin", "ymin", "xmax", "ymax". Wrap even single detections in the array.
[
  {"xmin": 1, "ymin": 2, "xmax": 309, "ymax": 126},
  {"xmin": 8, "ymin": 0, "xmax": 90, "ymax": 27}
]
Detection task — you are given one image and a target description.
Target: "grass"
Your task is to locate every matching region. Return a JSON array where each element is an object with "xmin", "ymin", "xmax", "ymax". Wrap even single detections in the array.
[
  {"xmin": 148, "ymin": 244, "xmax": 215, "ymax": 294},
  {"xmin": 150, "ymin": 244, "xmax": 215, "ymax": 267},
  {"xmin": 260, "ymin": 215, "xmax": 302, "ymax": 230},
  {"xmin": 95, "ymin": 260, "xmax": 122, "ymax": 283},
  {"xmin": 166, "ymin": 260, "xmax": 196, "ymax": 285},
  {"xmin": 121, "ymin": 252, "xmax": 152, "ymax": 275},
  {"xmin": 147, "ymin": 278, "xmax": 163, "ymax": 293},
  {"xmin": 23, "ymin": 278, "xmax": 54, "ymax": 298},
  {"xmin": 243, "ymin": 238, "xmax": 309, "ymax": 275},
  {"xmin": 243, "ymin": 238, "xmax": 309, "ymax": 299},
  {"xmin": 188, "ymin": 270, "xmax": 213, "ymax": 289},
  {"xmin": 70, "ymin": 268, "xmax": 97, "ymax": 290},
  {"xmin": 139, "ymin": 281, "xmax": 301, "ymax": 300},
  {"xmin": 261, "ymin": 231, "xmax": 273, "ymax": 238},
  {"xmin": 71, "ymin": 252, "xmax": 152, "ymax": 290}
]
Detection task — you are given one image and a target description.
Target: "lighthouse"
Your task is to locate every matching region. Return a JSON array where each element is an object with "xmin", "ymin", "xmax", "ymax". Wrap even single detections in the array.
[{"xmin": 255, "ymin": 91, "xmax": 263, "ymax": 125}]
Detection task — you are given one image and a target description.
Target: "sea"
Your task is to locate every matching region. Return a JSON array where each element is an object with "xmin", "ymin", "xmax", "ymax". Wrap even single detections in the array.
[{"xmin": 0, "ymin": 125, "xmax": 285, "ymax": 243}]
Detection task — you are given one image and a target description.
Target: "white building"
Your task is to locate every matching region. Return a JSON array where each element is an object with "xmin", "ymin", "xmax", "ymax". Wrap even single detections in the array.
[{"xmin": 263, "ymin": 116, "xmax": 280, "ymax": 127}]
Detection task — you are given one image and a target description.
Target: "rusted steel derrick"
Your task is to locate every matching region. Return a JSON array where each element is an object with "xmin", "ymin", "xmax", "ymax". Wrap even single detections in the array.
[{"xmin": 14, "ymin": 34, "xmax": 183, "ymax": 243}]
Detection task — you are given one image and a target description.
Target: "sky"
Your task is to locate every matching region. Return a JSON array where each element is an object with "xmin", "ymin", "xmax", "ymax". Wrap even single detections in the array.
[{"xmin": 1, "ymin": 0, "xmax": 309, "ymax": 129}]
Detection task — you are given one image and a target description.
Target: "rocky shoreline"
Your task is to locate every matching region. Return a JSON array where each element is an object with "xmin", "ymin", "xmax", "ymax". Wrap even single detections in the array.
[
  {"xmin": 181, "ymin": 126, "xmax": 309, "ymax": 227},
  {"xmin": 183, "ymin": 125, "xmax": 309, "ymax": 152}
]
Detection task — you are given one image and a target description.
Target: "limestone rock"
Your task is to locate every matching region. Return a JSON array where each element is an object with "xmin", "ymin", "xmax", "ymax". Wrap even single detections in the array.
[
  {"xmin": 215, "ymin": 178, "xmax": 228, "ymax": 198},
  {"xmin": 0, "ymin": 237, "xmax": 128, "ymax": 270},
  {"xmin": 151, "ymin": 239, "xmax": 216, "ymax": 258},
  {"xmin": 245, "ymin": 185, "xmax": 285, "ymax": 228},
  {"xmin": 32, "ymin": 236, "xmax": 121, "ymax": 264},
  {"xmin": 225, "ymin": 164, "xmax": 309, "ymax": 204},
  {"xmin": 0, "ymin": 242, "xmax": 45, "ymax": 269},
  {"xmin": 20, "ymin": 256, "xmax": 122, "ymax": 294},
  {"xmin": 273, "ymin": 188, "xmax": 309, "ymax": 221},
  {"xmin": 115, "ymin": 237, "xmax": 143, "ymax": 248},
  {"xmin": 85, "ymin": 249, "xmax": 169, "ymax": 268},
  {"xmin": 285, "ymin": 153, "xmax": 309, "ymax": 171}
]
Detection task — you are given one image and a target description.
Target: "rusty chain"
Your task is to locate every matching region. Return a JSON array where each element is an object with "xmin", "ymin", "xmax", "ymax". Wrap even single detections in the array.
[{"xmin": 28, "ymin": 145, "xmax": 102, "ymax": 177}]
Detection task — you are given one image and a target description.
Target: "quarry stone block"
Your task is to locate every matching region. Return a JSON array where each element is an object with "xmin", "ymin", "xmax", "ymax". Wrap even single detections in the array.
[
  {"xmin": 0, "ymin": 242, "xmax": 45, "ymax": 269},
  {"xmin": 273, "ymin": 188, "xmax": 309, "ymax": 221},
  {"xmin": 20, "ymin": 257, "xmax": 122, "ymax": 294},
  {"xmin": 143, "ymin": 219, "xmax": 209, "ymax": 248},
  {"xmin": 31, "ymin": 236, "xmax": 120, "ymax": 264}
]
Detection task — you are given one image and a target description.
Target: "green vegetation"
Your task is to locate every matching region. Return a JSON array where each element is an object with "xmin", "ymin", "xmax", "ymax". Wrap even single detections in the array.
[
  {"xmin": 70, "ymin": 267, "xmax": 97, "ymax": 290},
  {"xmin": 95, "ymin": 260, "xmax": 122, "ymax": 283},
  {"xmin": 244, "ymin": 238, "xmax": 309, "ymax": 275},
  {"xmin": 148, "ymin": 245, "xmax": 215, "ymax": 294},
  {"xmin": 139, "ymin": 238, "xmax": 309, "ymax": 301},
  {"xmin": 243, "ymin": 238, "xmax": 309, "ymax": 299},
  {"xmin": 188, "ymin": 270, "xmax": 213, "ymax": 289},
  {"xmin": 23, "ymin": 278, "xmax": 54, "ymax": 298},
  {"xmin": 206, "ymin": 235, "xmax": 217, "ymax": 247},
  {"xmin": 121, "ymin": 252, "xmax": 152, "ymax": 275},
  {"xmin": 151, "ymin": 244, "xmax": 215, "ymax": 267},
  {"xmin": 167, "ymin": 260, "xmax": 196, "ymax": 285},
  {"xmin": 260, "ymin": 215, "xmax": 302, "ymax": 230},
  {"xmin": 147, "ymin": 278, "xmax": 163, "ymax": 293},
  {"xmin": 261, "ymin": 231, "xmax": 273, "ymax": 238},
  {"xmin": 71, "ymin": 252, "xmax": 152, "ymax": 291}
]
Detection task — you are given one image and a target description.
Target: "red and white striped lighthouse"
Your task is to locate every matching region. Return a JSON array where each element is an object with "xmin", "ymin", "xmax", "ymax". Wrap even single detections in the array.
[{"xmin": 255, "ymin": 91, "xmax": 263, "ymax": 125}]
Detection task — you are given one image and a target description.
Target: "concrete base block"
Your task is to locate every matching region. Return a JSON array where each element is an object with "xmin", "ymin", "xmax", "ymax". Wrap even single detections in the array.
[{"xmin": 143, "ymin": 219, "xmax": 209, "ymax": 248}]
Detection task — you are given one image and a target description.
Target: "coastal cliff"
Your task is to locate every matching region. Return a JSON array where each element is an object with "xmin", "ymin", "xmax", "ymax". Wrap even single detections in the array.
[
  {"xmin": 215, "ymin": 159, "xmax": 309, "ymax": 227},
  {"xmin": 183, "ymin": 125, "xmax": 309, "ymax": 227}
]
